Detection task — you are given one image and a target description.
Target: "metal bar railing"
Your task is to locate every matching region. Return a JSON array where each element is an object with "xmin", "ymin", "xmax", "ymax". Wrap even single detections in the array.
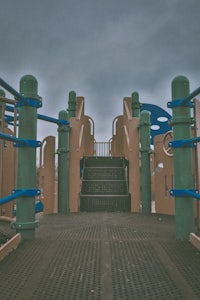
[{"xmin": 94, "ymin": 142, "xmax": 111, "ymax": 157}]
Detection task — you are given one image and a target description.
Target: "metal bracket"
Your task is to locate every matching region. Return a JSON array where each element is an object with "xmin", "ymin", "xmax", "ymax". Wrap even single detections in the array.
[
  {"xmin": 169, "ymin": 117, "xmax": 195, "ymax": 126},
  {"xmin": 170, "ymin": 189, "xmax": 200, "ymax": 199},
  {"xmin": 11, "ymin": 220, "xmax": 40, "ymax": 230},
  {"xmin": 56, "ymin": 148, "xmax": 70, "ymax": 154}
]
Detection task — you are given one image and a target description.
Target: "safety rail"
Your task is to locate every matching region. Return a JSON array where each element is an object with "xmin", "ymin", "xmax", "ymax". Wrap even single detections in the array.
[
  {"xmin": 94, "ymin": 141, "xmax": 111, "ymax": 157},
  {"xmin": 4, "ymin": 102, "xmax": 69, "ymax": 126}
]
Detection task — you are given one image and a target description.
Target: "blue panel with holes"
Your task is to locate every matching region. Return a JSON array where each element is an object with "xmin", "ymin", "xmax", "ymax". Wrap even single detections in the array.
[{"xmin": 141, "ymin": 103, "xmax": 172, "ymax": 144}]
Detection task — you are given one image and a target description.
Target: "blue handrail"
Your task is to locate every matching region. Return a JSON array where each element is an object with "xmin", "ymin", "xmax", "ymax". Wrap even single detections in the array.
[
  {"xmin": 0, "ymin": 190, "xmax": 30, "ymax": 205},
  {"xmin": 5, "ymin": 104, "xmax": 69, "ymax": 125},
  {"xmin": 0, "ymin": 77, "xmax": 27, "ymax": 104},
  {"xmin": 0, "ymin": 132, "xmax": 41, "ymax": 147}
]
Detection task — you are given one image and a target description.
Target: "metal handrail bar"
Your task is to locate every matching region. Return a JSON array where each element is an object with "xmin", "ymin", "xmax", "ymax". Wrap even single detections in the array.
[{"xmin": 94, "ymin": 141, "xmax": 111, "ymax": 157}]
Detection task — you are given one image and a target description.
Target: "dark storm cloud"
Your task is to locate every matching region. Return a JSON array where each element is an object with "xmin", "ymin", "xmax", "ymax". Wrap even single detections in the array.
[{"xmin": 1, "ymin": 0, "xmax": 200, "ymax": 141}]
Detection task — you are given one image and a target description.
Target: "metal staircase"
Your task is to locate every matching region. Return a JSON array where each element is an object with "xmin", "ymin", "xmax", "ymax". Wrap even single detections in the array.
[{"xmin": 80, "ymin": 156, "xmax": 131, "ymax": 211}]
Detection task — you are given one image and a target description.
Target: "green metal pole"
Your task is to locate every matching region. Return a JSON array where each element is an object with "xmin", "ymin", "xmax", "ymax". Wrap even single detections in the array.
[
  {"xmin": 67, "ymin": 91, "xmax": 76, "ymax": 118},
  {"xmin": 0, "ymin": 90, "xmax": 5, "ymax": 200},
  {"xmin": 57, "ymin": 110, "xmax": 70, "ymax": 213},
  {"xmin": 0, "ymin": 89, "xmax": 5, "ymax": 118},
  {"xmin": 12, "ymin": 75, "xmax": 40, "ymax": 240},
  {"xmin": 132, "ymin": 91, "xmax": 140, "ymax": 118},
  {"xmin": 140, "ymin": 110, "xmax": 151, "ymax": 214},
  {"xmin": 171, "ymin": 76, "xmax": 195, "ymax": 240}
]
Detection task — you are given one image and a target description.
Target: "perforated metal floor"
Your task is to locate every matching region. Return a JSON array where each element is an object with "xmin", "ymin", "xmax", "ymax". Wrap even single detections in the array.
[{"xmin": 0, "ymin": 213, "xmax": 200, "ymax": 299}]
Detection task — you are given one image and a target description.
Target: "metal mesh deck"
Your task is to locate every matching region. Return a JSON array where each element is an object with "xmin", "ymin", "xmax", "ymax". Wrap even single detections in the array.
[{"xmin": 0, "ymin": 212, "xmax": 200, "ymax": 300}]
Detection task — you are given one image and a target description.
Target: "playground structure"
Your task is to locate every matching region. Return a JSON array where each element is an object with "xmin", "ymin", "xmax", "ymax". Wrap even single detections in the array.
[{"xmin": 0, "ymin": 75, "xmax": 200, "ymax": 241}]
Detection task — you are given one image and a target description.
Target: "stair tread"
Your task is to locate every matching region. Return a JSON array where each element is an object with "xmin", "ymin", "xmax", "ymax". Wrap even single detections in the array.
[
  {"xmin": 80, "ymin": 156, "xmax": 130, "ymax": 211},
  {"xmin": 84, "ymin": 166, "xmax": 124, "ymax": 169},
  {"xmin": 82, "ymin": 179, "xmax": 127, "ymax": 182},
  {"xmin": 80, "ymin": 194, "xmax": 130, "ymax": 197}
]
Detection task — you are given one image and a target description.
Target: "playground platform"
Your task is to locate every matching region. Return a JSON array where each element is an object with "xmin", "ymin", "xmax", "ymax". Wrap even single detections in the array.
[{"xmin": 0, "ymin": 212, "xmax": 200, "ymax": 300}]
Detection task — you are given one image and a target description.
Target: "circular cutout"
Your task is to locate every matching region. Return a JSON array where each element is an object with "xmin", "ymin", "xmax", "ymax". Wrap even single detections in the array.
[{"xmin": 163, "ymin": 131, "xmax": 173, "ymax": 157}]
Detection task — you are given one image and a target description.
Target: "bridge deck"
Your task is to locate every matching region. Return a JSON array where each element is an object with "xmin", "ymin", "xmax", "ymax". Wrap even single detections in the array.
[{"xmin": 0, "ymin": 212, "xmax": 200, "ymax": 300}]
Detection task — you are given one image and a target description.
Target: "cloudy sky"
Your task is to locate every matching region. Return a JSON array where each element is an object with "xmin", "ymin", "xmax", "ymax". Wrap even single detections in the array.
[{"xmin": 1, "ymin": 0, "xmax": 200, "ymax": 142}]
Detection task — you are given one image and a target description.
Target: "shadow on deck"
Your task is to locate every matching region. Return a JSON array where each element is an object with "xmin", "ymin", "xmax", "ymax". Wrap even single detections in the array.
[{"xmin": 0, "ymin": 212, "xmax": 200, "ymax": 300}]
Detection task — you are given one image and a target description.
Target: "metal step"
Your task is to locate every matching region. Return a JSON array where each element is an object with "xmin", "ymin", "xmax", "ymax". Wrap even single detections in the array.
[
  {"xmin": 81, "ymin": 180, "xmax": 128, "ymax": 195},
  {"xmin": 80, "ymin": 194, "xmax": 131, "ymax": 212},
  {"xmin": 80, "ymin": 156, "xmax": 130, "ymax": 212},
  {"xmin": 83, "ymin": 156, "xmax": 125, "ymax": 167},
  {"xmin": 83, "ymin": 167, "xmax": 126, "ymax": 180}
]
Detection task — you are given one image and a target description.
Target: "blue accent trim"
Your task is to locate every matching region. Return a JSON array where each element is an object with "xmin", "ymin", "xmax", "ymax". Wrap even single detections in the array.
[
  {"xmin": 35, "ymin": 200, "xmax": 44, "ymax": 213},
  {"xmin": 169, "ymin": 136, "xmax": 200, "ymax": 148},
  {"xmin": 5, "ymin": 115, "xmax": 15, "ymax": 122},
  {"xmin": 170, "ymin": 189, "xmax": 200, "ymax": 199},
  {"xmin": 141, "ymin": 103, "xmax": 172, "ymax": 144},
  {"xmin": 5, "ymin": 104, "xmax": 16, "ymax": 112}
]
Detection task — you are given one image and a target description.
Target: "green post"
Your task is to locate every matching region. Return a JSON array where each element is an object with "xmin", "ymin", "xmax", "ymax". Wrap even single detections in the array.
[
  {"xmin": 132, "ymin": 91, "xmax": 140, "ymax": 117},
  {"xmin": 140, "ymin": 110, "xmax": 151, "ymax": 214},
  {"xmin": 0, "ymin": 89, "xmax": 5, "ymax": 119},
  {"xmin": 67, "ymin": 91, "xmax": 76, "ymax": 118},
  {"xmin": 12, "ymin": 75, "xmax": 41, "ymax": 240},
  {"xmin": 171, "ymin": 76, "xmax": 195, "ymax": 239},
  {"xmin": 57, "ymin": 110, "xmax": 70, "ymax": 213}
]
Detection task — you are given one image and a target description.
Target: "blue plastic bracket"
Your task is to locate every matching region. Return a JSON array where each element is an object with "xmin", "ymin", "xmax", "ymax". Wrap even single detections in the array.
[
  {"xmin": 12, "ymin": 189, "xmax": 41, "ymax": 197},
  {"xmin": 16, "ymin": 98, "xmax": 42, "ymax": 108},
  {"xmin": 170, "ymin": 189, "xmax": 200, "ymax": 200},
  {"xmin": 169, "ymin": 136, "xmax": 200, "ymax": 148},
  {"xmin": 167, "ymin": 99, "xmax": 194, "ymax": 108},
  {"xmin": 14, "ymin": 139, "xmax": 41, "ymax": 148},
  {"xmin": 167, "ymin": 86, "xmax": 200, "ymax": 108},
  {"xmin": 0, "ymin": 189, "xmax": 41, "ymax": 206}
]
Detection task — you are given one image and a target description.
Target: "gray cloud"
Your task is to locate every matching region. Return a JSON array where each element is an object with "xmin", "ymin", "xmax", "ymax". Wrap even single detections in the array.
[{"xmin": 1, "ymin": 0, "xmax": 200, "ymax": 141}]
